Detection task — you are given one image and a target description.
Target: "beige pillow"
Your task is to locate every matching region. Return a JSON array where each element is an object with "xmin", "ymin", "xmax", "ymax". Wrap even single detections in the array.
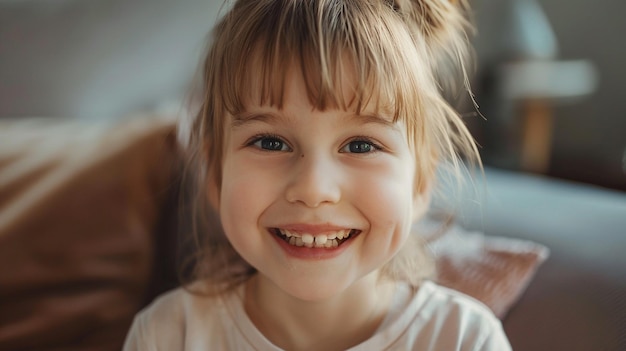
[
  {"xmin": 423, "ymin": 218, "xmax": 549, "ymax": 318},
  {"xmin": 0, "ymin": 115, "xmax": 178, "ymax": 351}
]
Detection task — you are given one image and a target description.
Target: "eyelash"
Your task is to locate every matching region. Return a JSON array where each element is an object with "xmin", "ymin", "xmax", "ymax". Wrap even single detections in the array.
[
  {"xmin": 340, "ymin": 136, "xmax": 384, "ymax": 154},
  {"xmin": 244, "ymin": 133, "xmax": 384, "ymax": 154}
]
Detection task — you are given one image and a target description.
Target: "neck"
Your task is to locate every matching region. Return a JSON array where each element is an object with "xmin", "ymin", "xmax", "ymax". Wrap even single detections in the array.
[{"xmin": 244, "ymin": 272, "xmax": 395, "ymax": 351}]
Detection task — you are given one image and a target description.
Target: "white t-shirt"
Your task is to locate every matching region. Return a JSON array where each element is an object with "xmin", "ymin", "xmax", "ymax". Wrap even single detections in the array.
[{"xmin": 123, "ymin": 280, "xmax": 511, "ymax": 351}]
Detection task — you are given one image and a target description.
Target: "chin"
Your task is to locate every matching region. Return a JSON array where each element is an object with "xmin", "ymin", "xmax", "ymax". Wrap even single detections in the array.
[{"xmin": 273, "ymin": 276, "xmax": 352, "ymax": 303}]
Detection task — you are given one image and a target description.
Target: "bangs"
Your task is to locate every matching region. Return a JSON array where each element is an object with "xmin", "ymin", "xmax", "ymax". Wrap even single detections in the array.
[{"xmin": 213, "ymin": 0, "xmax": 432, "ymax": 124}]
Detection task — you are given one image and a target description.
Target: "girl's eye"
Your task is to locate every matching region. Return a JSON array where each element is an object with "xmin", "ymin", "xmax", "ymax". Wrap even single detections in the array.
[
  {"xmin": 340, "ymin": 139, "xmax": 380, "ymax": 154},
  {"xmin": 249, "ymin": 135, "xmax": 291, "ymax": 152}
]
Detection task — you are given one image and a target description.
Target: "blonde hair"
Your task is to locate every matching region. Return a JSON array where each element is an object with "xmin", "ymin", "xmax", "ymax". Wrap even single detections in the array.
[{"xmin": 181, "ymin": 0, "xmax": 479, "ymax": 293}]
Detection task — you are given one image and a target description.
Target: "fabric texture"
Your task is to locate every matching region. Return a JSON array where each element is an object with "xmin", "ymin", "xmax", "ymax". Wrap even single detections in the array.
[
  {"xmin": 0, "ymin": 116, "xmax": 178, "ymax": 351},
  {"xmin": 123, "ymin": 280, "xmax": 511, "ymax": 351},
  {"xmin": 422, "ymin": 219, "xmax": 550, "ymax": 318}
]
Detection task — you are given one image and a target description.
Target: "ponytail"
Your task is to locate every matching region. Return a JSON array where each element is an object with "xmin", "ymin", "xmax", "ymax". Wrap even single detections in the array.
[{"xmin": 389, "ymin": 0, "xmax": 473, "ymax": 96}]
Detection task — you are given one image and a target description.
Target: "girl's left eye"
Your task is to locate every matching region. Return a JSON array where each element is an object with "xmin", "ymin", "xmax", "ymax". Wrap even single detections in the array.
[{"xmin": 340, "ymin": 139, "xmax": 381, "ymax": 154}]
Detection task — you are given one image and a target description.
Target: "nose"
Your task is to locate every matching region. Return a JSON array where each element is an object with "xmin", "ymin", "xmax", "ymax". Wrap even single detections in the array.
[{"xmin": 285, "ymin": 153, "xmax": 341, "ymax": 207}]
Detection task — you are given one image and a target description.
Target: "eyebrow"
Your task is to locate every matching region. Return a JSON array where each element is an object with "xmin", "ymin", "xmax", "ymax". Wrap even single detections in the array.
[
  {"xmin": 232, "ymin": 110, "xmax": 400, "ymax": 131},
  {"xmin": 352, "ymin": 113, "xmax": 399, "ymax": 130},
  {"xmin": 231, "ymin": 112, "xmax": 288, "ymax": 127}
]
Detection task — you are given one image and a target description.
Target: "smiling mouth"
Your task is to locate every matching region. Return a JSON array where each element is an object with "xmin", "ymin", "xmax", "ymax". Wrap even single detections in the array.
[{"xmin": 271, "ymin": 228, "xmax": 360, "ymax": 248}]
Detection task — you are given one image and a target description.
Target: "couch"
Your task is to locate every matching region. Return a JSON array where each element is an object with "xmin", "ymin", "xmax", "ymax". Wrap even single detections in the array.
[
  {"xmin": 1, "ymin": 115, "xmax": 625, "ymax": 351},
  {"xmin": 442, "ymin": 167, "xmax": 626, "ymax": 351}
]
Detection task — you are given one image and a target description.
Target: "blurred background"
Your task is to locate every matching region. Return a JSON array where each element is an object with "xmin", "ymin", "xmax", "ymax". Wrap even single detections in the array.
[
  {"xmin": 0, "ymin": 0, "xmax": 625, "ymax": 191},
  {"xmin": 1, "ymin": 2, "xmax": 625, "ymax": 351},
  {"xmin": 468, "ymin": 0, "xmax": 626, "ymax": 192}
]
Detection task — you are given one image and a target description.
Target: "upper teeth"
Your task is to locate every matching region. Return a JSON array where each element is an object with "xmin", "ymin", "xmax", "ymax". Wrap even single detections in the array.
[{"xmin": 279, "ymin": 229, "xmax": 351, "ymax": 248}]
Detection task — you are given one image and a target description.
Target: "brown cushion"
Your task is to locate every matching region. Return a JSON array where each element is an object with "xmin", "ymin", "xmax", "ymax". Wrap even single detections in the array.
[
  {"xmin": 0, "ymin": 116, "xmax": 177, "ymax": 351},
  {"xmin": 422, "ymin": 218, "xmax": 549, "ymax": 319}
]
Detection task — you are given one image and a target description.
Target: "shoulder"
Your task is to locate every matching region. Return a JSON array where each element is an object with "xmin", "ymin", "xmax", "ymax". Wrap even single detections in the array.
[
  {"xmin": 398, "ymin": 281, "xmax": 511, "ymax": 351},
  {"xmin": 417, "ymin": 280, "xmax": 499, "ymax": 321},
  {"xmin": 123, "ymin": 283, "xmax": 238, "ymax": 351}
]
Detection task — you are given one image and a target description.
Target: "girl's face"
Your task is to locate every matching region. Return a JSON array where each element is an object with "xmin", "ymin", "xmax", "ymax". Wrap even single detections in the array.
[{"xmin": 215, "ymin": 66, "xmax": 428, "ymax": 302}]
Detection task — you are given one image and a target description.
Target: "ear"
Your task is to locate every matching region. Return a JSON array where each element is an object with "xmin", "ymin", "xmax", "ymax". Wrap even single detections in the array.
[{"xmin": 206, "ymin": 168, "xmax": 221, "ymax": 211}]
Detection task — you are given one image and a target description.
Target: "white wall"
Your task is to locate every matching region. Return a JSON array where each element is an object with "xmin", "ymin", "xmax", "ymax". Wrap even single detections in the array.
[{"xmin": 0, "ymin": 0, "xmax": 224, "ymax": 119}]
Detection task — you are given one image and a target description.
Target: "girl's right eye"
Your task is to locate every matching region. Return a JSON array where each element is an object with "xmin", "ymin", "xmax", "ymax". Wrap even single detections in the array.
[{"xmin": 248, "ymin": 135, "xmax": 291, "ymax": 152}]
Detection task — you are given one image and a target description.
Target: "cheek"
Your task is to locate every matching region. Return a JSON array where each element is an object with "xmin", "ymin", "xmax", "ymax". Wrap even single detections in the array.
[
  {"xmin": 219, "ymin": 157, "xmax": 282, "ymax": 230},
  {"xmin": 352, "ymin": 161, "xmax": 415, "ymax": 231},
  {"xmin": 217, "ymin": 159, "xmax": 278, "ymax": 263},
  {"xmin": 351, "ymin": 171, "xmax": 415, "ymax": 271}
]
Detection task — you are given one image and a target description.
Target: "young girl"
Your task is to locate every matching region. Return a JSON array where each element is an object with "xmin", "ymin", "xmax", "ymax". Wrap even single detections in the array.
[{"xmin": 124, "ymin": 0, "xmax": 511, "ymax": 350}]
